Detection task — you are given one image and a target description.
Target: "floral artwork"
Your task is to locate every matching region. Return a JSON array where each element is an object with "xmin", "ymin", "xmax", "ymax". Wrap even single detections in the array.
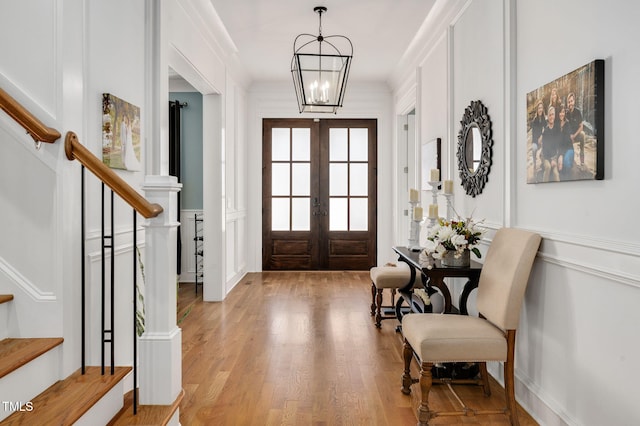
[
  {"xmin": 102, "ymin": 93, "xmax": 141, "ymax": 171},
  {"xmin": 421, "ymin": 216, "xmax": 485, "ymax": 265},
  {"xmin": 526, "ymin": 60, "xmax": 604, "ymax": 183}
]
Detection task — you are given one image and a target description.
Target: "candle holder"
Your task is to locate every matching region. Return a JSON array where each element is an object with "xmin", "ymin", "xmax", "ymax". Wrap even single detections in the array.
[
  {"xmin": 408, "ymin": 200, "xmax": 421, "ymax": 249},
  {"xmin": 442, "ymin": 193, "xmax": 454, "ymax": 220},
  {"xmin": 408, "ymin": 218, "xmax": 423, "ymax": 251},
  {"xmin": 426, "ymin": 181, "xmax": 441, "ymax": 228}
]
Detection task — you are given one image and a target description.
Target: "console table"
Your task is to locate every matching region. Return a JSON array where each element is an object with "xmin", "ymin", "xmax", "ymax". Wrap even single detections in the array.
[{"xmin": 392, "ymin": 246, "xmax": 482, "ymax": 316}]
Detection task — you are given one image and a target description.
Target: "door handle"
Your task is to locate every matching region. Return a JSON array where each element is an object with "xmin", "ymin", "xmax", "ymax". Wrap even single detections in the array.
[{"xmin": 313, "ymin": 197, "xmax": 321, "ymax": 207}]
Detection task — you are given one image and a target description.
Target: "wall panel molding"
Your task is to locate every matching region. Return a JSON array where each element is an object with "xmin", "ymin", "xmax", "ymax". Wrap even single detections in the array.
[
  {"xmin": 515, "ymin": 226, "xmax": 640, "ymax": 289},
  {"xmin": 87, "ymin": 240, "xmax": 146, "ymax": 263},
  {"xmin": 538, "ymin": 251, "xmax": 640, "ymax": 290},
  {"xmin": 0, "ymin": 255, "xmax": 56, "ymax": 301},
  {"xmin": 478, "ymin": 225, "xmax": 640, "ymax": 289}
]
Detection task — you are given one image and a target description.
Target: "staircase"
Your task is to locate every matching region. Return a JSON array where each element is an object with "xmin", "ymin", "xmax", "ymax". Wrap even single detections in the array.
[
  {"xmin": 0, "ymin": 295, "xmax": 132, "ymax": 425},
  {"xmin": 0, "ymin": 294, "xmax": 182, "ymax": 425},
  {"xmin": 0, "ymin": 88, "xmax": 182, "ymax": 426}
]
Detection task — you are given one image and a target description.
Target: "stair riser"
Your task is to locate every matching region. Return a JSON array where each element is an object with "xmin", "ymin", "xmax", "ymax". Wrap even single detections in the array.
[
  {"xmin": 0, "ymin": 346, "xmax": 60, "ymax": 421},
  {"xmin": 0, "ymin": 303, "xmax": 9, "ymax": 340},
  {"xmin": 75, "ymin": 378, "xmax": 127, "ymax": 426}
]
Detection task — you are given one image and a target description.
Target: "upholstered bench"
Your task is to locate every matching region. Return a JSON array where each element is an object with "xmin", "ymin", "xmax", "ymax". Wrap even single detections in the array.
[{"xmin": 370, "ymin": 263, "xmax": 412, "ymax": 328}]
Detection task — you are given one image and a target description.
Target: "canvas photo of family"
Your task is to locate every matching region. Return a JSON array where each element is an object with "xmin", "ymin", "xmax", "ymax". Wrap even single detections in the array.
[
  {"xmin": 102, "ymin": 93, "xmax": 142, "ymax": 171},
  {"xmin": 526, "ymin": 60, "xmax": 604, "ymax": 184}
]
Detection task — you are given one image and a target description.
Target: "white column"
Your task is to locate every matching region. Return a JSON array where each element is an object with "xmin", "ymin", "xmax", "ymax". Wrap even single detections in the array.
[{"xmin": 139, "ymin": 175, "xmax": 182, "ymax": 405}]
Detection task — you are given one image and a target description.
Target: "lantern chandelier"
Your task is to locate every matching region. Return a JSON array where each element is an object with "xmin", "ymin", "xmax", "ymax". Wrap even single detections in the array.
[{"xmin": 291, "ymin": 6, "xmax": 353, "ymax": 113}]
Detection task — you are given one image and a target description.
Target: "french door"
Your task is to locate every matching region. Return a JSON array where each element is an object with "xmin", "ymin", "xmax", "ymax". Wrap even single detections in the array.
[{"xmin": 262, "ymin": 118, "xmax": 377, "ymax": 270}]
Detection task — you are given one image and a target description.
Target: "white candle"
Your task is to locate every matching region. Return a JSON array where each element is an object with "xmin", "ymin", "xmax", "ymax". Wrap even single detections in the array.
[
  {"xmin": 428, "ymin": 204, "xmax": 438, "ymax": 218},
  {"xmin": 430, "ymin": 169, "xmax": 440, "ymax": 182},
  {"xmin": 444, "ymin": 180, "xmax": 454, "ymax": 194},
  {"xmin": 413, "ymin": 206, "xmax": 423, "ymax": 220},
  {"xmin": 409, "ymin": 188, "xmax": 419, "ymax": 202}
]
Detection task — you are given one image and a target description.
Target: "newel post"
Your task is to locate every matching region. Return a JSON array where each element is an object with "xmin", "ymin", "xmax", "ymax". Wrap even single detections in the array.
[{"xmin": 139, "ymin": 175, "xmax": 182, "ymax": 405}]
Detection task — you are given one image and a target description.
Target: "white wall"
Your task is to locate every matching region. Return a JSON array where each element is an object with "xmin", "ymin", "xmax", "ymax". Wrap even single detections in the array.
[
  {"xmin": 247, "ymin": 81, "xmax": 394, "ymax": 270},
  {"xmin": 166, "ymin": 0, "xmax": 249, "ymax": 301},
  {"xmin": 0, "ymin": 0, "xmax": 85, "ymax": 377},
  {"xmin": 392, "ymin": 0, "xmax": 640, "ymax": 424},
  {"xmin": 514, "ymin": 0, "xmax": 640, "ymax": 424}
]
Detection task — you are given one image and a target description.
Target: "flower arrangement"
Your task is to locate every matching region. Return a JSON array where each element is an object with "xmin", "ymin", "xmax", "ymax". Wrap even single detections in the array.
[{"xmin": 422, "ymin": 215, "xmax": 486, "ymax": 263}]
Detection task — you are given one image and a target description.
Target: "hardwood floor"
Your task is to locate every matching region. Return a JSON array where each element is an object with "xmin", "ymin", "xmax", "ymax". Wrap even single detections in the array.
[{"xmin": 178, "ymin": 271, "xmax": 538, "ymax": 425}]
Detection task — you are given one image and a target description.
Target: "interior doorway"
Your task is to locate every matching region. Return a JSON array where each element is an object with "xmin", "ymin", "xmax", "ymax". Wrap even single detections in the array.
[{"xmin": 262, "ymin": 118, "xmax": 377, "ymax": 270}]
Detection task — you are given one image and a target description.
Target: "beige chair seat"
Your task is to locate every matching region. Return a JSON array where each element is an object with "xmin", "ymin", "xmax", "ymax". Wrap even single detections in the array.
[
  {"xmin": 402, "ymin": 314, "xmax": 507, "ymax": 362},
  {"xmin": 370, "ymin": 263, "xmax": 411, "ymax": 328},
  {"xmin": 370, "ymin": 264, "xmax": 411, "ymax": 288}
]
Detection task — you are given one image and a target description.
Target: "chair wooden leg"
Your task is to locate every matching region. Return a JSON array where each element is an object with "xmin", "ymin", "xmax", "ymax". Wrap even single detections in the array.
[
  {"xmin": 417, "ymin": 361, "xmax": 434, "ymax": 426},
  {"xmin": 375, "ymin": 288, "xmax": 384, "ymax": 328},
  {"xmin": 370, "ymin": 282, "xmax": 376, "ymax": 316},
  {"xmin": 479, "ymin": 362, "xmax": 491, "ymax": 396},
  {"xmin": 504, "ymin": 330, "xmax": 520, "ymax": 426},
  {"xmin": 401, "ymin": 339, "xmax": 413, "ymax": 395}
]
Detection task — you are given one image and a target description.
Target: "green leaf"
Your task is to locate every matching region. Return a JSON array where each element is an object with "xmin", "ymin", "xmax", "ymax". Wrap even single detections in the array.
[{"xmin": 471, "ymin": 247, "xmax": 482, "ymax": 258}]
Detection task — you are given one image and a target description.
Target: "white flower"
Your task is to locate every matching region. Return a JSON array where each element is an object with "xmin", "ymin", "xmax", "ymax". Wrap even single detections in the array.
[
  {"xmin": 436, "ymin": 226, "xmax": 454, "ymax": 242},
  {"xmin": 450, "ymin": 234, "xmax": 468, "ymax": 248},
  {"xmin": 421, "ymin": 214, "xmax": 486, "ymax": 262},
  {"xmin": 423, "ymin": 239, "xmax": 438, "ymax": 253}
]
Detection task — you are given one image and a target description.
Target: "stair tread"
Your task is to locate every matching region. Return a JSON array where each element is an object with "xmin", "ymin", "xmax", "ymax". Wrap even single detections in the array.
[
  {"xmin": 0, "ymin": 337, "xmax": 64, "ymax": 379},
  {"xmin": 0, "ymin": 294, "xmax": 13, "ymax": 304},
  {"xmin": 108, "ymin": 388, "xmax": 185, "ymax": 426},
  {"xmin": 3, "ymin": 366, "xmax": 132, "ymax": 425}
]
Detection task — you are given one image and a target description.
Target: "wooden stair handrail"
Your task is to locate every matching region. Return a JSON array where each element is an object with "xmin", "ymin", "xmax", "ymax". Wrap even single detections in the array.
[
  {"xmin": 0, "ymin": 87, "xmax": 61, "ymax": 143},
  {"xmin": 65, "ymin": 131, "xmax": 163, "ymax": 218}
]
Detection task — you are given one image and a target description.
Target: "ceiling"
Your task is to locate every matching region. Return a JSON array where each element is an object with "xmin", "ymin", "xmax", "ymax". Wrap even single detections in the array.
[{"xmin": 207, "ymin": 0, "xmax": 437, "ymax": 85}]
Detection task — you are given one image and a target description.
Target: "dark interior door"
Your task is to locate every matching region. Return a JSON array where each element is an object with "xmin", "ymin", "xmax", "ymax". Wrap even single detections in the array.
[
  {"xmin": 169, "ymin": 100, "xmax": 186, "ymax": 274},
  {"xmin": 262, "ymin": 118, "xmax": 377, "ymax": 270}
]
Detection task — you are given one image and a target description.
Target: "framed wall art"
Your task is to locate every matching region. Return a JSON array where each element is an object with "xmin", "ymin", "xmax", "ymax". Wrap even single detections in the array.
[
  {"xmin": 102, "ymin": 93, "xmax": 142, "ymax": 171},
  {"xmin": 526, "ymin": 59, "xmax": 604, "ymax": 183}
]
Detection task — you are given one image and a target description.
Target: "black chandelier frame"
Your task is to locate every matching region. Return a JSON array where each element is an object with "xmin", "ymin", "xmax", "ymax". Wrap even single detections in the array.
[{"xmin": 291, "ymin": 6, "xmax": 353, "ymax": 113}]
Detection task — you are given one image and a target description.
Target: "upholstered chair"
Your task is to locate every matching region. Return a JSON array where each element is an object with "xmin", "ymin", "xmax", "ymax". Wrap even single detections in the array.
[
  {"xmin": 400, "ymin": 228, "xmax": 541, "ymax": 425},
  {"xmin": 369, "ymin": 263, "xmax": 412, "ymax": 328}
]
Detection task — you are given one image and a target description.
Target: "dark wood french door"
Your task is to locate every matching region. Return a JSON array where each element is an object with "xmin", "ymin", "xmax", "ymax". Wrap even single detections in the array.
[{"xmin": 262, "ymin": 118, "xmax": 377, "ymax": 270}]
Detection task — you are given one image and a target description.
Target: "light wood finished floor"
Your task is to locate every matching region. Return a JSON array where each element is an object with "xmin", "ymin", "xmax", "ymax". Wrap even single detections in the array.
[{"xmin": 178, "ymin": 271, "xmax": 538, "ymax": 425}]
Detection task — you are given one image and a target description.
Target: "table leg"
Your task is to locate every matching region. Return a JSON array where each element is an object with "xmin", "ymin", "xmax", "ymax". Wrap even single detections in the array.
[
  {"xmin": 428, "ymin": 276, "xmax": 452, "ymax": 313},
  {"xmin": 458, "ymin": 278, "xmax": 479, "ymax": 315}
]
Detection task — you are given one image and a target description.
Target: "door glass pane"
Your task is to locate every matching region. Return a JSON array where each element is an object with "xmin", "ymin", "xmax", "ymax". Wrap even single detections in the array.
[
  {"xmin": 350, "ymin": 164, "xmax": 368, "ymax": 196},
  {"xmin": 329, "ymin": 163, "xmax": 348, "ymax": 196},
  {"xmin": 292, "ymin": 128, "xmax": 310, "ymax": 161},
  {"xmin": 292, "ymin": 163, "xmax": 310, "ymax": 196},
  {"xmin": 350, "ymin": 198, "xmax": 368, "ymax": 231},
  {"xmin": 272, "ymin": 128, "xmax": 290, "ymax": 161},
  {"xmin": 272, "ymin": 198, "xmax": 290, "ymax": 231},
  {"xmin": 272, "ymin": 163, "xmax": 290, "ymax": 196},
  {"xmin": 329, "ymin": 198, "xmax": 348, "ymax": 231},
  {"xmin": 329, "ymin": 128, "xmax": 348, "ymax": 161},
  {"xmin": 292, "ymin": 198, "xmax": 310, "ymax": 231},
  {"xmin": 350, "ymin": 128, "xmax": 368, "ymax": 161}
]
